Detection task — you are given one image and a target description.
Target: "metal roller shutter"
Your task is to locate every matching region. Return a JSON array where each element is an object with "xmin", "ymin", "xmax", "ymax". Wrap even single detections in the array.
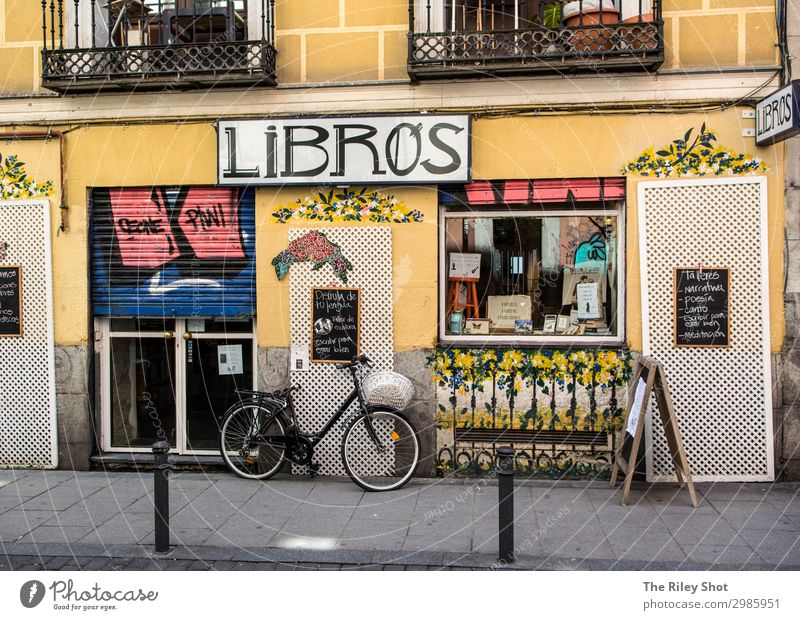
[{"xmin": 90, "ymin": 186, "xmax": 255, "ymax": 317}]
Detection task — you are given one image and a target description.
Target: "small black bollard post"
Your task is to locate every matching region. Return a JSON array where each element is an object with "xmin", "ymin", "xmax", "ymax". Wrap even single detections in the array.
[
  {"xmin": 496, "ymin": 446, "xmax": 515, "ymax": 563},
  {"xmin": 152, "ymin": 441, "xmax": 170, "ymax": 554}
]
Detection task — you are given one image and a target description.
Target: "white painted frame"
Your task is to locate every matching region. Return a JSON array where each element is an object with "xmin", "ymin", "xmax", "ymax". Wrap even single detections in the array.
[
  {"xmin": 98, "ymin": 317, "xmax": 257, "ymax": 456},
  {"xmin": 438, "ymin": 207, "xmax": 626, "ymax": 346},
  {"xmin": 637, "ymin": 176, "xmax": 773, "ymax": 482}
]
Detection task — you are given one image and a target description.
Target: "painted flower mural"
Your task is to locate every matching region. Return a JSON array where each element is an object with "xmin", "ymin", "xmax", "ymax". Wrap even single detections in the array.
[
  {"xmin": 272, "ymin": 187, "xmax": 423, "ymax": 224},
  {"xmin": 0, "ymin": 154, "xmax": 54, "ymax": 200},
  {"xmin": 272, "ymin": 230, "xmax": 354, "ymax": 284},
  {"xmin": 621, "ymin": 124, "xmax": 768, "ymax": 177},
  {"xmin": 428, "ymin": 348, "xmax": 634, "ymax": 477}
]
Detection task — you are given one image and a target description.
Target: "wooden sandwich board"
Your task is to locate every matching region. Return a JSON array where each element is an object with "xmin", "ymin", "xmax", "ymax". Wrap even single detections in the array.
[{"xmin": 610, "ymin": 356, "xmax": 699, "ymax": 507}]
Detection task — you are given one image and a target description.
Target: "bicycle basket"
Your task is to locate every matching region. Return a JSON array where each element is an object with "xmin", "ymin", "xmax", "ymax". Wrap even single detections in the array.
[{"xmin": 362, "ymin": 370, "xmax": 415, "ymax": 410}]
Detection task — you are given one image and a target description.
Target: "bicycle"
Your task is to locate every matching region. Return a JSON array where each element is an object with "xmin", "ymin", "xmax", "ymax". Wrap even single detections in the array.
[{"xmin": 218, "ymin": 354, "xmax": 420, "ymax": 491}]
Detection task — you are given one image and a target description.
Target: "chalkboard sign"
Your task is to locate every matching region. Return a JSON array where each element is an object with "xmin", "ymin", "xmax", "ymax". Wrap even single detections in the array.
[
  {"xmin": 0, "ymin": 266, "xmax": 22, "ymax": 337},
  {"xmin": 311, "ymin": 287, "xmax": 360, "ymax": 363},
  {"xmin": 674, "ymin": 267, "xmax": 729, "ymax": 347}
]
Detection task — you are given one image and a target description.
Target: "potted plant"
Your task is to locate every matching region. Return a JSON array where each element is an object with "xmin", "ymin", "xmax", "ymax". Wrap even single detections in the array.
[{"xmin": 562, "ymin": 0, "xmax": 621, "ymax": 53}]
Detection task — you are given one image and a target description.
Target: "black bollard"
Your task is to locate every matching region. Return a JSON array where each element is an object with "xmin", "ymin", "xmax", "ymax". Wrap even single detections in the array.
[
  {"xmin": 496, "ymin": 446, "xmax": 515, "ymax": 563},
  {"xmin": 152, "ymin": 441, "xmax": 170, "ymax": 554}
]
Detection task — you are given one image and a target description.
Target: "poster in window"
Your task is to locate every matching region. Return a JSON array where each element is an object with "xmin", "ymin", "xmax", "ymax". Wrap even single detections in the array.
[
  {"xmin": 218, "ymin": 344, "xmax": 244, "ymax": 375},
  {"xmin": 576, "ymin": 282, "xmax": 600, "ymax": 319}
]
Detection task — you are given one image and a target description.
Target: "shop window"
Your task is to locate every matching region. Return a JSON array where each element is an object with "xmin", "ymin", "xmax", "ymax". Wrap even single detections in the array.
[{"xmin": 440, "ymin": 179, "xmax": 624, "ymax": 343}]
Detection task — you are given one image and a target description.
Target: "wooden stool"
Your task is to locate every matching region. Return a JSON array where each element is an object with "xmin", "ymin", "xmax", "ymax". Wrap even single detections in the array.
[{"xmin": 447, "ymin": 277, "xmax": 480, "ymax": 319}]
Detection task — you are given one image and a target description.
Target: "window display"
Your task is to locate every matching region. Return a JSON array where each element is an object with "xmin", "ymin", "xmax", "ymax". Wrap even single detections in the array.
[{"xmin": 441, "ymin": 199, "xmax": 622, "ymax": 341}]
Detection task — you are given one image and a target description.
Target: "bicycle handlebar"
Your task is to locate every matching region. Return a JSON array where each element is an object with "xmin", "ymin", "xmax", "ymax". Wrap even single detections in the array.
[{"xmin": 338, "ymin": 354, "xmax": 372, "ymax": 370}]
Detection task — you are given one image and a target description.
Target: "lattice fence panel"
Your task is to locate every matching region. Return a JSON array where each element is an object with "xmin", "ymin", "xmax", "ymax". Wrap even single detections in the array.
[
  {"xmin": 639, "ymin": 178, "xmax": 772, "ymax": 482},
  {"xmin": 0, "ymin": 201, "xmax": 56, "ymax": 468},
  {"xmin": 288, "ymin": 227, "xmax": 393, "ymax": 475}
]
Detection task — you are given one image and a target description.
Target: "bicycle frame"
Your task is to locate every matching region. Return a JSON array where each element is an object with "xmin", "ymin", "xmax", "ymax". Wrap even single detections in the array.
[{"xmin": 249, "ymin": 366, "xmax": 384, "ymax": 452}]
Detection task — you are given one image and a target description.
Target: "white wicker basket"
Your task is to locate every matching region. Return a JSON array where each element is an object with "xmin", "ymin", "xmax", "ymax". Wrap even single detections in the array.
[{"xmin": 362, "ymin": 370, "xmax": 415, "ymax": 410}]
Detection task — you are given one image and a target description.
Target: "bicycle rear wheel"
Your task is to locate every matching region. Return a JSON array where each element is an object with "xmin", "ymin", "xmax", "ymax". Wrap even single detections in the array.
[
  {"xmin": 220, "ymin": 404, "xmax": 286, "ymax": 480},
  {"xmin": 341, "ymin": 409, "xmax": 419, "ymax": 491}
]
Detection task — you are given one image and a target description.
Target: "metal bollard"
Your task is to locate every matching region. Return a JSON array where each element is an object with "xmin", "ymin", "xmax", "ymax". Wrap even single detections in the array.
[
  {"xmin": 496, "ymin": 446, "xmax": 515, "ymax": 563},
  {"xmin": 152, "ymin": 441, "xmax": 170, "ymax": 554}
]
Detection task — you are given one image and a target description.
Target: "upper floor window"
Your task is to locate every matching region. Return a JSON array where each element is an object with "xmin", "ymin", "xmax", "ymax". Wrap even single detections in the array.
[
  {"xmin": 42, "ymin": 1, "xmax": 276, "ymax": 92},
  {"xmin": 409, "ymin": 1, "xmax": 663, "ymax": 78}
]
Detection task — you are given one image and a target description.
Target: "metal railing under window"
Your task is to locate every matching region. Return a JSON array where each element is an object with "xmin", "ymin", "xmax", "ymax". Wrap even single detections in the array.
[
  {"xmin": 408, "ymin": 0, "xmax": 663, "ymax": 77},
  {"xmin": 41, "ymin": 1, "xmax": 276, "ymax": 91}
]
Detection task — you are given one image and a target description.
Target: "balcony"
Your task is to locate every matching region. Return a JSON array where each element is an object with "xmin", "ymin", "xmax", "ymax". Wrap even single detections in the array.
[
  {"xmin": 408, "ymin": 0, "xmax": 664, "ymax": 79},
  {"xmin": 41, "ymin": 1, "xmax": 276, "ymax": 93}
]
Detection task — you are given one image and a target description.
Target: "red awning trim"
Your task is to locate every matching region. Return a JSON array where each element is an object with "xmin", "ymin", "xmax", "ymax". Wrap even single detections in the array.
[{"xmin": 460, "ymin": 178, "xmax": 626, "ymax": 205}]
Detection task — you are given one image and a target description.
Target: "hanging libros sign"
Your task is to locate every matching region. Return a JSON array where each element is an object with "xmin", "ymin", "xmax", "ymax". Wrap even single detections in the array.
[
  {"xmin": 218, "ymin": 115, "xmax": 471, "ymax": 185},
  {"xmin": 755, "ymin": 80, "xmax": 800, "ymax": 146}
]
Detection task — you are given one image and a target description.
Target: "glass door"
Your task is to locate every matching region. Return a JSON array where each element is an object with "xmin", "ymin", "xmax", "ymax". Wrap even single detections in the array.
[
  {"xmin": 105, "ymin": 318, "xmax": 179, "ymax": 450},
  {"xmin": 100, "ymin": 317, "xmax": 256, "ymax": 454},
  {"xmin": 180, "ymin": 318, "xmax": 256, "ymax": 453}
]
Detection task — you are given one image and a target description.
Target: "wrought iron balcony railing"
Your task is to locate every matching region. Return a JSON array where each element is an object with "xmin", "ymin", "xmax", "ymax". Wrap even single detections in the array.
[
  {"xmin": 408, "ymin": 0, "xmax": 664, "ymax": 78},
  {"xmin": 41, "ymin": 1, "xmax": 276, "ymax": 92}
]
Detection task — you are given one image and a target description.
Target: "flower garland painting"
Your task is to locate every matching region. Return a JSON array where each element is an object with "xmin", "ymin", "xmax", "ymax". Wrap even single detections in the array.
[
  {"xmin": 621, "ymin": 124, "xmax": 768, "ymax": 177},
  {"xmin": 272, "ymin": 230, "xmax": 354, "ymax": 283},
  {"xmin": 0, "ymin": 154, "xmax": 54, "ymax": 200},
  {"xmin": 272, "ymin": 187, "xmax": 423, "ymax": 224}
]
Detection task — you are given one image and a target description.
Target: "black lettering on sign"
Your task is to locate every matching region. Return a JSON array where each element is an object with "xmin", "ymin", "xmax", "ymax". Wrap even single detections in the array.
[
  {"xmin": 310, "ymin": 287, "xmax": 360, "ymax": 363},
  {"xmin": 0, "ymin": 266, "xmax": 23, "ymax": 337},
  {"xmin": 674, "ymin": 267, "xmax": 729, "ymax": 347}
]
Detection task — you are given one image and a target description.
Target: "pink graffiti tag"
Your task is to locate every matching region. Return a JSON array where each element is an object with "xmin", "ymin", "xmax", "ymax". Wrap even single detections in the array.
[
  {"xmin": 110, "ymin": 188, "xmax": 179, "ymax": 268},
  {"xmin": 178, "ymin": 187, "xmax": 244, "ymax": 259}
]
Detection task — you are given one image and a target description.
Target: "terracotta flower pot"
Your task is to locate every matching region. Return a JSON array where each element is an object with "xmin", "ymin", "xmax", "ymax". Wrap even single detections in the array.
[{"xmin": 564, "ymin": 8, "xmax": 621, "ymax": 53}]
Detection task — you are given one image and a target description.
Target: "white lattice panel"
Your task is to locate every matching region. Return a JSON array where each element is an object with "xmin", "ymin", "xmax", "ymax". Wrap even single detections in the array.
[
  {"xmin": 0, "ymin": 200, "xmax": 57, "ymax": 468},
  {"xmin": 288, "ymin": 227, "xmax": 393, "ymax": 475},
  {"xmin": 638, "ymin": 178, "xmax": 772, "ymax": 482}
]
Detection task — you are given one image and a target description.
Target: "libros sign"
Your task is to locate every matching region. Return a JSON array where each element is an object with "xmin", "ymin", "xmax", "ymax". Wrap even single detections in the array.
[
  {"xmin": 217, "ymin": 115, "xmax": 470, "ymax": 185},
  {"xmin": 755, "ymin": 81, "xmax": 800, "ymax": 146}
]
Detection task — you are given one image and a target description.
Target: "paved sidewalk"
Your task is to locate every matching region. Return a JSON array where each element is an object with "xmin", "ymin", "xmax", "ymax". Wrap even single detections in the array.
[{"xmin": 1, "ymin": 470, "xmax": 799, "ymax": 570}]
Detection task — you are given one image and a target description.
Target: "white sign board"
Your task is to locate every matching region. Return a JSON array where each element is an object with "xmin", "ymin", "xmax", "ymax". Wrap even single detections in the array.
[
  {"xmin": 218, "ymin": 115, "xmax": 471, "ymax": 185},
  {"xmin": 290, "ymin": 344, "xmax": 310, "ymax": 372},
  {"xmin": 217, "ymin": 344, "xmax": 244, "ymax": 376},
  {"xmin": 626, "ymin": 377, "xmax": 648, "ymax": 437},
  {"xmin": 487, "ymin": 295, "xmax": 531, "ymax": 329},
  {"xmin": 448, "ymin": 253, "xmax": 481, "ymax": 279},
  {"xmin": 756, "ymin": 80, "xmax": 800, "ymax": 146}
]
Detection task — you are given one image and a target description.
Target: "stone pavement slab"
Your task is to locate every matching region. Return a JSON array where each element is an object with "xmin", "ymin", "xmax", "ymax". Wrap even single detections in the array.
[{"xmin": 1, "ymin": 471, "xmax": 800, "ymax": 569}]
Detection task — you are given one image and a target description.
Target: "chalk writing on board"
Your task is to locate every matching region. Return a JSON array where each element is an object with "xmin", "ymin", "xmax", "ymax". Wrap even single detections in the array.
[
  {"xmin": 311, "ymin": 287, "xmax": 360, "ymax": 362},
  {"xmin": 674, "ymin": 268, "xmax": 729, "ymax": 347},
  {"xmin": 0, "ymin": 266, "xmax": 22, "ymax": 337}
]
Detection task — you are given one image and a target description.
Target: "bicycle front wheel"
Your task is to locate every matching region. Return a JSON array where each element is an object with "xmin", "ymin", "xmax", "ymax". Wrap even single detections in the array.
[
  {"xmin": 220, "ymin": 404, "xmax": 286, "ymax": 480},
  {"xmin": 341, "ymin": 409, "xmax": 420, "ymax": 491}
]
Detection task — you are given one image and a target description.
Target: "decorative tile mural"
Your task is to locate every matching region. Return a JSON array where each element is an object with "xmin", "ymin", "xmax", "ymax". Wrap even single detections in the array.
[
  {"xmin": 272, "ymin": 187, "xmax": 423, "ymax": 223},
  {"xmin": 621, "ymin": 124, "xmax": 768, "ymax": 177},
  {"xmin": 429, "ymin": 348, "xmax": 633, "ymax": 477}
]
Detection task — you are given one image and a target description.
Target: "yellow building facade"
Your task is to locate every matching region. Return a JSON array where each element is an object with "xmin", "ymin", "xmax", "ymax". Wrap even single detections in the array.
[{"xmin": 0, "ymin": 0, "xmax": 790, "ymax": 481}]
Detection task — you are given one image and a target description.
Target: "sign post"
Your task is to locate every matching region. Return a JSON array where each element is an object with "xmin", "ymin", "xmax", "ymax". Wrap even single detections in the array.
[{"xmin": 610, "ymin": 356, "xmax": 698, "ymax": 507}]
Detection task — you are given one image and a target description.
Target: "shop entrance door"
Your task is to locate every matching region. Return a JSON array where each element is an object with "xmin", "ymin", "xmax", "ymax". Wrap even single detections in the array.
[{"xmin": 100, "ymin": 318, "xmax": 256, "ymax": 455}]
